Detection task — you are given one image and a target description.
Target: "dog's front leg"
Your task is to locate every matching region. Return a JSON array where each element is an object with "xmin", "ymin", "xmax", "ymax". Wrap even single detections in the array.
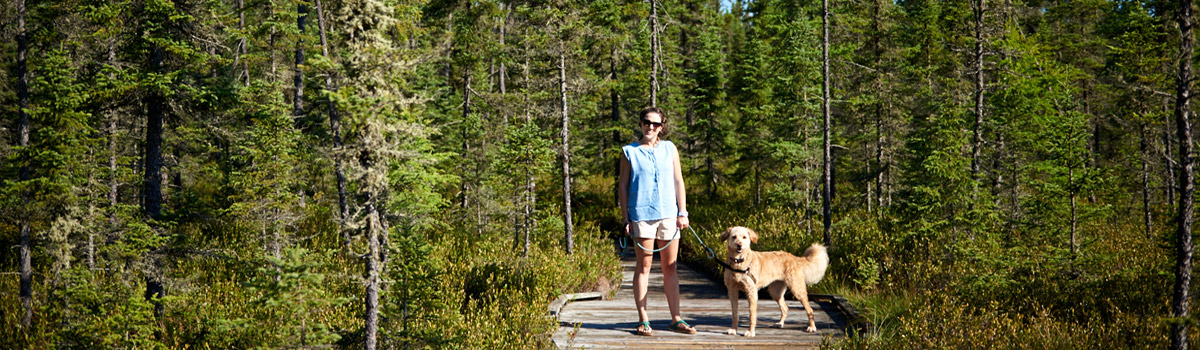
[
  {"xmin": 744, "ymin": 287, "xmax": 759, "ymax": 337},
  {"xmin": 726, "ymin": 286, "xmax": 739, "ymax": 335}
]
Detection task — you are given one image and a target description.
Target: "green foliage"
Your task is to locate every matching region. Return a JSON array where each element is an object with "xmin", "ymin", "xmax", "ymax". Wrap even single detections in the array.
[
  {"xmin": 380, "ymin": 227, "xmax": 456, "ymax": 348},
  {"xmin": 47, "ymin": 268, "xmax": 165, "ymax": 349},
  {"xmin": 3, "ymin": 0, "xmax": 1197, "ymax": 349},
  {"xmin": 4, "ymin": 48, "xmax": 95, "ymax": 213},
  {"xmin": 225, "ymin": 80, "xmax": 303, "ymax": 241},
  {"xmin": 498, "ymin": 121, "xmax": 556, "ymax": 175},
  {"xmin": 833, "ymin": 292, "xmax": 1169, "ymax": 350},
  {"xmin": 244, "ymin": 248, "xmax": 348, "ymax": 348}
]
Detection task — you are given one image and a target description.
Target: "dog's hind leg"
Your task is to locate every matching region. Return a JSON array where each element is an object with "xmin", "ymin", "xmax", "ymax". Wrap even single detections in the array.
[
  {"xmin": 768, "ymin": 281, "xmax": 788, "ymax": 328},
  {"xmin": 788, "ymin": 279, "xmax": 817, "ymax": 332}
]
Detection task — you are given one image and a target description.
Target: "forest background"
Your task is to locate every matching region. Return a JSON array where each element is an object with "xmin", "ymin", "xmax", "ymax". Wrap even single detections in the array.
[{"xmin": 0, "ymin": 0, "xmax": 1197, "ymax": 348}]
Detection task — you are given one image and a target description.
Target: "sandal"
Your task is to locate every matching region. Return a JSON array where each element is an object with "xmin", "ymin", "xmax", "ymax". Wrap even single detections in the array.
[
  {"xmin": 669, "ymin": 319, "xmax": 697, "ymax": 334},
  {"xmin": 635, "ymin": 321, "xmax": 653, "ymax": 336}
]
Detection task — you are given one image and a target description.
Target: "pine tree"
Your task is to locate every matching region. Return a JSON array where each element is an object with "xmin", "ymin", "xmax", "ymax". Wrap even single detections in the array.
[
  {"xmin": 689, "ymin": 2, "xmax": 729, "ymax": 201},
  {"xmin": 1098, "ymin": 0, "xmax": 1172, "ymax": 239},
  {"xmin": 328, "ymin": 0, "xmax": 443, "ymax": 347},
  {"xmin": 992, "ymin": 24, "xmax": 1090, "ymax": 257},
  {"xmin": 244, "ymin": 248, "xmax": 348, "ymax": 347},
  {"xmin": 227, "ymin": 79, "xmax": 302, "ymax": 263},
  {"xmin": 822, "ymin": 0, "xmax": 833, "ymax": 248}
]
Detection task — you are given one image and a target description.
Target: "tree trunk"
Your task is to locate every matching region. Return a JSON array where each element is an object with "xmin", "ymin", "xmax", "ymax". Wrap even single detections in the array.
[
  {"xmin": 650, "ymin": 0, "xmax": 659, "ymax": 107},
  {"xmin": 500, "ymin": 5, "xmax": 509, "ymax": 124},
  {"xmin": 144, "ymin": 54, "xmax": 166, "ymax": 217},
  {"xmin": 144, "ymin": 42, "xmax": 167, "ymax": 316},
  {"xmin": 269, "ymin": 3, "xmax": 278, "ymax": 82},
  {"xmin": 236, "ymin": 0, "xmax": 249, "ymax": 86},
  {"xmin": 108, "ymin": 43, "xmax": 119, "ymax": 227},
  {"xmin": 87, "ymin": 226, "xmax": 95, "ymax": 270},
  {"xmin": 523, "ymin": 50, "xmax": 534, "ymax": 257},
  {"xmin": 168, "ymin": 148, "xmax": 179, "ymax": 207},
  {"xmin": 456, "ymin": 3, "xmax": 473, "ymax": 217},
  {"xmin": 971, "ymin": 0, "xmax": 985, "ymax": 195},
  {"xmin": 612, "ymin": 47, "xmax": 621, "ymax": 206},
  {"xmin": 524, "ymin": 166, "xmax": 535, "ymax": 257},
  {"xmin": 499, "ymin": 4, "xmax": 520, "ymax": 253},
  {"xmin": 875, "ymin": 0, "xmax": 885, "ymax": 213},
  {"xmin": 992, "ymin": 135, "xmax": 1005, "ymax": 207},
  {"xmin": 1172, "ymin": 0, "xmax": 1195, "ymax": 347},
  {"xmin": 1085, "ymin": 87, "xmax": 1098, "ymax": 204},
  {"xmin": 1166, "ymin": 102, "xmax": 1176, "ymax": 205},
  {"xmin": 876, "ymin": 111, "xmax": 884, "ymax": 212},
  {"xmin": 682, "ymin": 19, "xmax": 695, "ymax": 154},
  {"xmin": 754, "ymin": 161, "xmax": 761, "ymax": 207},
  {"xmin": 110, "ymin": 115, "xmax": 119, "ymax": 225},
  {"xmin": 524, "ymin": 51, "xmax": 531, "ymax": 122},
  {"xmin": 1142, "ymin": 125, "xmax": 1152, "ymax": 239},
  {"xmin": 560, "ymin": 46, "xmax": 575, "ymax": 254},
  {"xmin": 821, "ymin": 0, "xmax": 833, "ymax": 248},
  {"xmin": 968, "ymin": 0, "xmax": 986, "ymax": 240},
  {"xmin": 315, "ymin": 0, "xmax": 350, "ymax": 249},
  {"xmin": 364, "ymin": 198, "xmax": 381, "ymax": 350},
  {"xmin": 1009, "ymin": 150, "xmax": 1020, "ymax": 234},
  {"xmin": 378, "ymin": 199, "xmax": 390, "ymax": 280},
  {"xmin": 1069, "ymin": 167, "xmax": 1077, "ymax": 257},
  {"xmin": 461, "ymin": 70, "xmax": 472, "ymax": 212},
  {"xmin": 294, "ymin": 1, "xmax": 307, "ymax": 117},
  {"xmin": 16, "ymin": 0, "xmax": 33, "ymax": 329},
  {"xmin": 19, "ymin": 222, "xmax": 30, "ymax": 328},
  {"xmin": 707, "ymin": 155, "xmax": 715, "ymax": 200}
]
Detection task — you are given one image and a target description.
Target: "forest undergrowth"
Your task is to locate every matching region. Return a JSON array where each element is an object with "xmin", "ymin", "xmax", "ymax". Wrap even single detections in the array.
[
  {"xmin": 0, "ymin": 182, "xmax": 622, "ymax": 349},
  {"xmin": 623, "ymin": 179, "xmax": 1186, "ymax": 349}
]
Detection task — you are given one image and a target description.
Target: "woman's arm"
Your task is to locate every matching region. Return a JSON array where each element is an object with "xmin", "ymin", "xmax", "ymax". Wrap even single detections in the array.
[
  {"xmin": 618, "ymin": 151, "xmax": 632, "ymax": 225},
  {"xmin": 672, "ymin": 145, "xmax": 689, "ymax": 228}
]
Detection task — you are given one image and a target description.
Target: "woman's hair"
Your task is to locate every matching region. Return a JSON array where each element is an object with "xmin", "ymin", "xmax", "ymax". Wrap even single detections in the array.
[{"xmin": 638, "ymin": 106, "xmax": 668, "ymax": 138}]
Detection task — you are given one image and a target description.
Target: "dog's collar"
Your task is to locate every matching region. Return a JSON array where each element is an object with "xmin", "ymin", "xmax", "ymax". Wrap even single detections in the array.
[{"xmin": 720, "ymin": 256, "xmax": 749, "ymax": 274}]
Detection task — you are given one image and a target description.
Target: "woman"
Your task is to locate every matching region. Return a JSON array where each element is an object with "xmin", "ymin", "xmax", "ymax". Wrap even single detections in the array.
[{"xmin": 618, "ymin": 106, "xmax": 696, "ymax": 336}]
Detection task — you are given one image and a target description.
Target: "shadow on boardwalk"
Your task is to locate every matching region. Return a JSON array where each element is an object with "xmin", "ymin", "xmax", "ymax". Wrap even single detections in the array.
[{"xmin": 551, "ymin": 247, "xmax": 848, "ymax": 349}]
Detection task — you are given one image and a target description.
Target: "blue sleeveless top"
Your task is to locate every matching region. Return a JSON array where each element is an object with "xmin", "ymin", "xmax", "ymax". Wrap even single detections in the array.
[{"xmin": 623, "ymin": 140, "xmax": 679, "ymax": 222}]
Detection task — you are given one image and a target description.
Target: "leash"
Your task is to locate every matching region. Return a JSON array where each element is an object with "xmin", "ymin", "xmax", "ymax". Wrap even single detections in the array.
[
  {"xmin": 620, "ymin": 225, "xmax": 680, "ymax": 253},
  {"xmin": 622, "ymin": 224, "xmax": 748, "ymax": 274}
]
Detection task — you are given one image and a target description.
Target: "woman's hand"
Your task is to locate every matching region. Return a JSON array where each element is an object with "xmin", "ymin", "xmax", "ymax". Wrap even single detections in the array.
[{"xmin": 677, "ymin": 216, "xmax": 690, "ymax": 229}]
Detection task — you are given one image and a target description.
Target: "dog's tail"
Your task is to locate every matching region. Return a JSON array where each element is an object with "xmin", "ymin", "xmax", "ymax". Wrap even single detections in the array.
[{"xmin": 802, "ymin": 243, "xmax": 829, "ymax": 285}]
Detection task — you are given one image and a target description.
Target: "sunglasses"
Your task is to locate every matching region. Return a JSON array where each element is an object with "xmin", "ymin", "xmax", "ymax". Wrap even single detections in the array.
[{"xmin": 641, "ymin": 120, "xmax": 663, "ymax": 128}]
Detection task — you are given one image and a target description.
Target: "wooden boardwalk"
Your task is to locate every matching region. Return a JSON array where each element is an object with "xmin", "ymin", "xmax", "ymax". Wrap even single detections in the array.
[{"xmin": 551, "ymin": 248, "xmax": 848, "ymax": 349}]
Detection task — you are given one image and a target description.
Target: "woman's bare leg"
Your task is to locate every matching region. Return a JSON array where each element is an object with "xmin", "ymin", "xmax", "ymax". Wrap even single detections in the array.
[
  {"xmin": 659, "ymin": 237, "xmax": 683, "ymax": 323},
  {"xmin": 634, "ymin": 237, "xmax": 656, "ymax": 324}
]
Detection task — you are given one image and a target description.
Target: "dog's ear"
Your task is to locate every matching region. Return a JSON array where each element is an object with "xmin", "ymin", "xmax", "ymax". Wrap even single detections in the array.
[
  {"xmin": 719, "ymin": 228, "xmax": 732, "ymax": 242},
  {"xmin": 748, "ymin": 228, "xmax": 759, "ymax": 244}
]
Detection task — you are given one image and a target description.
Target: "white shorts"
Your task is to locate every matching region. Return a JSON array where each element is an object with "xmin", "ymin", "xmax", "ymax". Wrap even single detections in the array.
[{"xmin": 630, "ymin": 218, "xmax": 679, "ymax": 240}]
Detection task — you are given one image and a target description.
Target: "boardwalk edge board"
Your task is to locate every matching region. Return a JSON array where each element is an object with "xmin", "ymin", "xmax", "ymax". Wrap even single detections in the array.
[
  {"xmin": 548, "ymin": 292, "xmax": 605, "ymax": 319},
  {"xmin": 548, "ymin": 270, "xmax": 623, "ymax": 319}
]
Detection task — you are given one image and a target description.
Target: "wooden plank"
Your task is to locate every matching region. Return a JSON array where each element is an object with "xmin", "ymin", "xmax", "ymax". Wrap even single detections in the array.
[
  {"xmin": 549, "ymin": 292, "xmax": 606, "ymax": 318},
  {"xmin": 552, "ymin": 248, "xmax": 848, "ymax": 349}
]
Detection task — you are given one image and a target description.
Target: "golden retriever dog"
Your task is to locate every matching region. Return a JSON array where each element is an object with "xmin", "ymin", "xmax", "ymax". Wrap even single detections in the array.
[{"xmin": 720, "ymin": 226, "xmax": 829, "ymax": 336}]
